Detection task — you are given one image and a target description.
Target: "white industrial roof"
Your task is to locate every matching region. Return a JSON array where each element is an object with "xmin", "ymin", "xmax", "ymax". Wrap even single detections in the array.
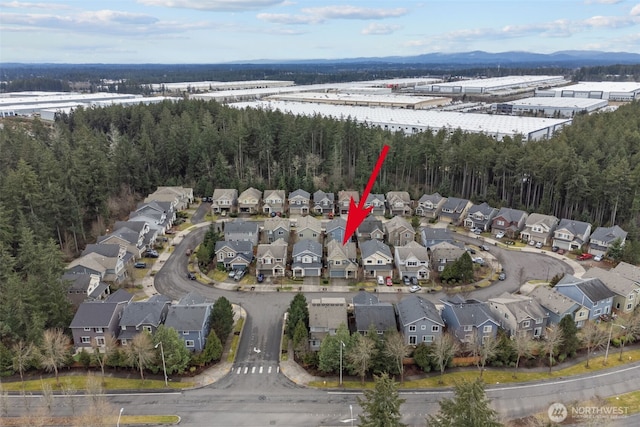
[
  {"xmin": 150, "ymin": 80, "xmax": 295, "ymax": 91},
  {"xmin": 0, "ymin": 92, "xmax": 139, "ymax": 107},
  {"xmin": 502, "ymin": 97, "xmax": 607, "ymax": 108},
  {"xmin": 229, "ymin": 100, "xmax": 571, "ymax": 140},
  {"xmin": 547, "ymin": 81, "xmax": 640, "ymax": 93},
  {"xmin": 427, "ymin": 75, "xmax": 566, "ymax": 90},
  {"xmin": 266, "ymin": 92, "xmax": 447, "ymax": 106}
]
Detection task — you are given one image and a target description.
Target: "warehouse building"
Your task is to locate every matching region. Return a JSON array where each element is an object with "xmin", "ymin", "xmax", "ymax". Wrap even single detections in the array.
[
  {"xmin": 266, "ymin": 92, "xmax": 450, "ymax": 109},
  {"xmin": 535, "ymin": 82, "xmax": 640, "ymax": 101},
  {"xmin": 416, "ymin": 75, "xmax": 567, "ymax": 95},
  {"xmin": 229, "ymin": 100, "xmax": 571, "ymax": 142},
  {"xmin": 491, "ymin": 97, "xmax": 607, "ymax": 118},
  {"xmin": 149, "ymin": 80, "xmax": 295, "ymax": 93}
]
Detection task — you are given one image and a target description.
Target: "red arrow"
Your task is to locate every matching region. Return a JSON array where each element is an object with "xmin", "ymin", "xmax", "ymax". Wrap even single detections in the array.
[{"xmin": 343, "ymin": 145, "xmax": 390, "ymax": 245}]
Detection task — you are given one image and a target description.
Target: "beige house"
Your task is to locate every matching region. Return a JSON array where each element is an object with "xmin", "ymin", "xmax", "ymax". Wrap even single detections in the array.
[
  {"xmin": 386, "ymin": 191, "xmax": 412, "ymax": 216},
  {"xmin": 144, "ymin": 186, "xmax": 194, "ymax": 211},
  {"xmin": 326, "ymin": 240, "xmax": 358, "ymax": 279},
  {"xmin": 308, "ymin": 297, "xmax": 348, "ymax": 351},
  {"xmin": 211, "ymin": 189, "xmax": 238, "ymax": 214},
  {"xmin": 520, "ymin": 213, "xmax": 559, "ymax": 245},
  {"xmin": 262, "ymin": 190, "xmax": 286, "ymax": 215},
  {"xmin": 415, "ymin": 193, "xmax": 445, "ymax": 219},
  {"xmin": 384, "ymin": 216, "xmax": 415, "ymax": 246},
  {"xmin": 295, "ymin": 215, "xmax": 322, "ymax": 242},
  {"xmin": 256, "ymin": 239, "xmax": 288, "ymax": 277},
  {"xmin": 238, "ymin": 187, "xmax": 262, "ymax": 214},
  {"xmin": 584, "ymin": 266, "xmax": 640, "ymax": 314},
  {"xmin": 337, "ymin": 190, "xmax": 359, "ymax": 216},
  {"xmin": 430, "ymin": 242, "xmax": 465, "ymax": 272}
]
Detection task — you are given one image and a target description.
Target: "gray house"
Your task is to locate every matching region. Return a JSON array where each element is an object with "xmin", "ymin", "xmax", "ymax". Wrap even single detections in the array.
[
  {"xmin": 386, "ymin": 191, "xmax": 412, "ymax": 216},
  {"xmin": 552, "ymin": 219, "xmax": 592, "ymax": 251},
  {"xmin": 308, "ymin": 297, "xmax": 348, "ymax": 351},
  {"xmin": 256, "ymin": 238, "xmax": 288, "ymax": 277},
  {"xmin": 214, "ymin": 240, "xmax": 254, "ymax": 271},
  {"xmin": 288, "ymin": 189, "xmax": 311, "ymax": 215},
  {"xmin": 353, "ymin": 303, "xmax": 397, "ymax": 336},
  {"xmin": 555, "ymin": 274, "xmax": 615, "ymax": 321},
  {"xmin": 291, "ymin": 239, "xmax": 323, "ymax": 278},
  {"xmin": 440, "ymin": 297, "xmax": 500, "ymax": 345},
  {"xmin": 394, "ymin": 241, "xmax": 430, "ymax": 281},
  {"xmin": 415, "ymin": 193, "xmax": 445, "ymax": 219},
  {"xmin": 224, "ymin": 220, "xmax": 260, "ymax": 247},
  {"xmin": 63, "ymin": 272, "xmax": 110, "ymax": 309},
  {"xmin": 491, "ymin": 207, "xmax": 528, "ymax": 238},
  {"xmin": 164, "ymin": 292, "xmax": 213, "ymax": 352},
  {"xmin": 118, "ymin": 295, "xmax": 171, "ymax": 345},
  {"xmin": 430, "ymin": 241, "xmax": 465, "ymax": 272},
  {"xmin": 262, "ymin": 218, "xmax": 291, "ymax": 243},
  {"xmin": 421, "ymin": 227, "xmax": 456, "ymax": 251},
  {"xmin": 295, "ymin": 215, "xmax": 322, "ymax": 243},
  {"xmin": 384, "ymin": 216, "xmax": 415, "ymax": 247},
  {"xmin": 364, "ymin": 194, "xmax": 386, "ymax": 216},
  {"xmin": 312, "ymin": 190, "xmax": 335, "ymax": 215},
  {"xmin": 439, "ymin": 197, "xmax": 472, "ymax": 225},
  {"xmin": 325, "ymin": 217, "xmax": 347, "ymax": 243},
  {"xmin": 528, "ymin": 285, "xmax": 590, "ymax": 328},
  {"xmin": 262, "ymin": 190, "xmax": 286, "ymax": 215},
  {"xmin": 360, "ymin": 239, "xmax": 394, "ymax": 279},
  {"xmin": 520, "ymin": 213, "xmax": 559, "ymax": 246},
  {"xmin": 463, "ymin": 202, "xmax": 498, "ymax": 232},
  {"xmin": 357, "ymin": 216, "xmax": 385, "ymax": 241},
  {"xmin": 396, "ymin": 295, "xmax": 444, "ymax": 345},
  {"xmin": 487, "ymin": 292, "xmax": 548, "ymax": 338},
  {"xmin": 130, "ymin": 201, "xmax": 174, "ymax": 234},
  {"xmin": 589, "ymin": 225, "xmax": 627, "ymax": 256}
]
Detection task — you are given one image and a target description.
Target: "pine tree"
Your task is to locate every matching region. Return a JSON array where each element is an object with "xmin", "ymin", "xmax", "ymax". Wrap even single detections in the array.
[
  {"xmin": 427, "ymin": 378, "xmax": 501, "ymax": 427},
  {"xmin": 209, "ymin": 296, "xmax": 234, "ymax": 345},
  {"xmin": 357, "ymin": 373, "xmax": 406, "ymax": 427}
]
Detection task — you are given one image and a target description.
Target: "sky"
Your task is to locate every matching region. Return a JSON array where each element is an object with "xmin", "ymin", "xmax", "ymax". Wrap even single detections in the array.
[{"xmin": 1, "ymin": 0, "xmax": 640, "ymax": 64}]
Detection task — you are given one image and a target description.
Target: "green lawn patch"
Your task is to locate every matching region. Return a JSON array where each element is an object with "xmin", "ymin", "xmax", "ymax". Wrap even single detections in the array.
[
  {"xmin": 605, "ymin": 391, "xmax": 640, "ymax": 415},
  {"xmin": 1, "ymin": 375, "xmax": 191, "ymax": 392},
  {"xmin": 0, "ymin": 415, "xmax": 180, "ymax": 426}
]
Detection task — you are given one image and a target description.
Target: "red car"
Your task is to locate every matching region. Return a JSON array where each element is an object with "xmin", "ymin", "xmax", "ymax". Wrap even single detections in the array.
[
  {"xmin": 386, "ymin": 276, "xmax": 393, "ymax": 286},
  {"xmin": 576, "ymin": 253, "xmax": 594, "ymax": 261}
]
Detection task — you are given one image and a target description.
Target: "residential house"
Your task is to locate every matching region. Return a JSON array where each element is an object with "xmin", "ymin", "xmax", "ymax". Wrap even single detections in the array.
[
  {"xmin": 68, "ymin": 243, "xmax": 128, "ymax": 284},
  {"xmin": 415, "ymin": 193, "xmax": 445, "ymax": 219},
  {"xmin": 491, "ymin": 207, "xmax": 528, "ymax": 239},
  {"xmin": 295, "ymin": 215, "xmax": 322, "ymax": 243},
  {"xmin": 130, "ymin": 201, "xmax": 174, "ymax": 234},
  {"xmin": 325, "ymin": 217, "xmax": 347, "ymax": 243},
  {"xmin": 312, "ymin": 190, "xmax": 335, "ymax": 215},
  {"xmin": 353, "ymin": 303, "xmax": 397, "ymax": 336},
  {"xmin": 63, "ymin": 272, "xmax": 110, "ymax": 309},
  {"xmin": 211, "ymin": 189, "xmax": 238, "ymax": 214},
  {"xmin": 112, "ymin": 220, "xmax": 154, "ymax": 256},
  {"xmin": 308, "ymin": 297, "xmax": 348, "ymax": 351},
  {"xmin": 364, "ymin": 194, "xmax": 386, "ymax": 216},
  {"xmin": 528, "ymin": 285, "xmax": 590, "ymax": 328},
  {"xmin": 214, "ymin": 240, "xmax": 254, "ymax": 271},
  {"xmin": 612, "ymin": 262, "xmax": 640, "ymax": 286},
  {"xmin": 430, "ymin": 241, "xmax": 466, "ymax": 272},
  {"xmin": 262, "ymin": 190, "xmax": 286, "ymax": 215},
  {"xmin": 589, "ymin": 225, "xmax": 628, "ymax": 256},
  {"xmin": 440, "ymin": 297, "xmax": 501, "ymax": 345},
  {"xmin": 256, "ymin": 238, "xmax": 288, "ymax": 277},
  {"xmin": 487, "ymin": 292, "xmax": 548, "ymax": 338},
  {"xmin": 396, "ymin": 295, "xmax": 444, "ymax": 345},
  {"xmin": 262, "ymin": 218, "xmax": 291, "ymax": 243},
  {"xmin": 352, "ymin": 290, "xmax": 380, "ymax": 306},
  {"xmin": 164, "ymin": 292, "xmax": 213, "ymax": 352},
  {"xmin": 394, "ymin": 241, "xmax": 430, "ymax": 281},
  {"xmin": 421, "ymin": 227, "xmax": 456, "ymax": 251},
  {"xmin": 360, "ymin": 239, "xmax": 394, "ymax": 279},
  {"xmin": 69, "ymin": 289, "xmax": 132, "ymax": 350},
  {"xmin": 288, "ymin": 189, "xmax": 311, "ymax": 215},
  {"xmin": 326, "ymin": 239, "xmax": 358, "ymax": 279},
  {"xmin": 386, "ymin": 191, "xmax": 412, "ymax": 216},
  {"xmin": 291, "ymin": 239, "xmax": 323, "ymax": 278},
  {"xmin": 356, "ymin": 216, "xmax": 384, "ymax": 241},
  {"xmin": 224, "ymin": 220, "xmax": 260, "ymax": 247},
  {"xmin": 118, "ymin": 294, "xmax": 171, "ymax": 345},
  {"xmin": 97, "ymin": 231, "xmax": 144, "ymax": 260},
  {"xmin": 554, "ymin": 275, "xmax": 614, "ymax": 321},
  {"xmin": 439, "ymin": 197, "xmax": 472, "ymax": 225},
  {"xmin": 463, "ymin": 203, "xmax": 498, "ymax": 232},
  {"xmin": 237, "ymin": 187, "xmax": 262, "ymax": 214},
  {"xmin": 385, "ymin": 216, "xmax": 415, "ymax": 247},
  {"xmin": 337, "ymin": 191, "xmax": 359, "ymax": 216},
  {"xmin": 520, "ymin": 213, "xmax": 559, "ymax": 245},
  {"xmin": 552, "ymin": 219, "xmax": 592, "ymax": 251},
  {"xmin": 144, "ymin": 186, "xmax": 193, "ymax": 211},
  {"xmin": 583, "ymin": 267, "xmax": 639, "ymax": 314}
]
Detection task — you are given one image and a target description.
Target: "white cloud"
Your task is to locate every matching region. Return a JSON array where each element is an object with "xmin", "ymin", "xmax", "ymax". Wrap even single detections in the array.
[
  {"xmin": 301, "ymin": 5, "xmax": 408, "ymax": 20},
  {"xmin": 257, "ymin": 13, "xmax": 321, "ymax": 24},
  {"xmin": 137, "ymin": 0, "xmax": 284, "ymax": 11},
  {"xmin": 0, "ymin": 1, "xmax": 69, "ymax": 9},
  {"xmin": 584, "ymin": 0, "xmax": 623, "ymax": 4},
  {"xmin": 361, "ymin": 23, "xmax": 401, "ymax": 35},
  {"xmin": 631, "ymin": 4, "xmax": 640, "ymax": 15},
  {"xmin": 584, "ymin": 14, "xmax": 637, "ymax": 27}
]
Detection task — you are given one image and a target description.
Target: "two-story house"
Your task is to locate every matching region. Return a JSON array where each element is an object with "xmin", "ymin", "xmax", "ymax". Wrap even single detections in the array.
[
  {"xmin": 295, "ymin": 215, "xmax": 322, "ymax": 242},
  {"xmin": 130, "ymin": 201, "xmax": 173, "ymax": 234},
  {"xmin": 312, "ymin": 190, "xmax": 335, "ymax": 215},
  {"xmin": 144, "ymin": 186, "xmax": 193, "ymax": 211},
  {"xmin": 113, "ymin": 220, "xmax": 153, "ymax": 256},
  {"xmin": 337, "ymin": 190, "xmax": 359, "ymax": 216},
  {"xmin": 360, "ymin": 239, "xmax": 394, "ymax": 279},
  {"xmin": 325, "ymin": 217, "xmax": 347, "ymax": 243},
  {"xmin": 430, "ymin": 241, "xmax": 465, "ymax": 272},
  {"xmin": 386, "ymin": 191, "xmax": 412, "ymax": 216},
  {"xmin": 68, "ymin": 244, "xmax": 128, "ymax": 284},
  {"xmin": 326, "ymin": 239, "xmax": 358, "ymax": 279},
  {"xmin": 613, "ymin": 262, "xmax": 640, "ymax": 287},
  {"xmin": 440, "ymin": 297, "xmax": 500, "ymax": 345},
  {"xmin": 421, "ymin": 227, "xmax": 456, "ymax": 251},
  {"xmin": 394, "ymin": 241, "xmax": 430, "ymax": 281},
  {"xmin": 256, "ymin": 238, "xmax": 288, "ymax": 277},
  {"xmin": 528, "ymin": 285, "xmax": 589, "ymax": 328},
  {"xmin": 589, "ymin": 225, "xmax": 627, "ymax": 256},
  {"xmin": 262, "ymin": 217, "xmax": 291, "ymax": 243},
  {"xmin": 97, "ymin": 229, "xmax": 145, "ymax": 260},
  {"xmin": 583, "ymin": 267, "xmax": 639, "ymax": 314},
  {"xmin": 357, "ymin": 216, "xmax": 385, "ymax": 241},
  {"xmin": 237, "ymin": 187, "xmax": 262, "ymax": 214},
  {"xmin": 63, "ymin": 272, "xmax": 110, "ymax": 309},
  {"xmin": 288, "ymin": 189, "xmax": 311, "ymax": 215},
  {"xmin": 224, "ymin": 220, "xmax": 260, "ymax": 247},
  {"xmin": 396, "ymin": 295, "xmax": 444, "ymax": 345},
  {"xmin": 520, "ymin": 213, "xmax": 559, "ymax": 246},
  {"xmin": 384, "ymin": 216, "xmax": 415, "ymax": 247},
  {"xmin": 118, "ymin": 294, "xmax": 171, "ymax": 345},
  {"xmin": 364, "ymin": 194, "xmax": 386, "ymax": 216},
  {"xmin": 214, "ymin": 240, "xmax": 254, "ymax": 271},
  {"xmin": 262, "ymin": 190, "xmax": 286, "ymax": 215},
  {"xmin": 292, "ymin": 239, "xmax": 323, "ymax": 277},
  {"xmin": 353, "ymin": 302, "xmax": 397, "ymax": 336},
  {"xmin": 415, "ymin": 193, "xmax": 445, "ymax": 219},
  {"xmin": 211, "ymin": 189, "xmax": 238, "ymax": 215},
  {"xmin": 487, "ymin": 292, "xmax": 548, "ymax": 338},
  {"xmin": 553, "ymin": 219, "xmax": 592, "ymax": 251},
  {"xmin": 439, "ymin": 197, "xmax": 472, "ymax": 225},
  {"xmin": 463, "ymin": 202, "xmax": 498, "ymax": 232},
  {"xmin": 164, "ymin": 292, "xmax": 213, "ymax": 352},
  {"xmin": 554, "ymin": 275, "xmax": 614, "ymax": 321},
  {"xmin": 491, "ymin": 207, "xmax": 528, "ymax": 239},
  {"xmin": 308, "ymin": 297, "xmax": 348, "ymax": 351}
]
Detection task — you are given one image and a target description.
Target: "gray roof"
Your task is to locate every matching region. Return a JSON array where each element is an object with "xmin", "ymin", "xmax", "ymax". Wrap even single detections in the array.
[
  {"xmin": 441, "ymin": 197, "xmax": 470, "ymax": 213},
  {"xmin": 582, "ymin": 267, "xmax": 638, "ymax": 298},
  {"xmin": 590, "ymin": 225, "xmax": 627, "ymax": 244},
  {"xmin": 106, "ymin": 289, "xmax": 134, "ymax": 303},
  {"xmin": 100, "ymin": 229, "xmax": 139, "ymax": 246},
  {"xmin": 354, "ymin": 304, "xmax": 397, "ymax": 332},
  {"xmin": 62, "ymin": 272, "xmax": 93, "ymax": 292},
  {"xmin": 396, "ymin": 295, "xmax": 443, "ymax": 327},
  {"xmin": 360, "ymin": 239, "xmax": 392, "ymax": 259},
  {"xmin": 418, "ymin": 192, "xmax": 443, "ymax": 204},
  {"xmin": 215, "ymin": 240, "xmax": 253, "ymax": 253},
  {"xmin": 119, "ymin": 298, "xmax": 170, "ymax": 328},
  {"xmin": 70, "ymin": 301, "xmax": 122, "ymax": 329},
  {"xmin": 313, "ymin": 190, "xmax": 334, "ymax": 203},
  {"xmin": 357, "ymin": 216, "xmax": 383, "ymax": 235},
  {"xmin": 468, "ymin": 202, "xmax": 497, "ymax": 217},
  {"xmin": 81, "ymin": 244, "xmax": 121, "ymax": 258},
  {"xmin": 352, "ymin": 291, "xmax": 380, "ymax": 306},
  {"xmin": 325, "ymin": 217, "xmax": 346, "ymax": 233},
  {"xmin": 165, "ymin": 304, "xmax": 210, "ymax": 332},
  {"xmin": 557, "ymin": 219, "xmax": 591, "ymax": 236},
  {"xmin": 612, "ymin": 262, "xmax": 640, "ymax": 284},
  {"xmin": 114, "ymin": 220, "xmax": 146, "ymax": 233},
  {"xmin": 293, "ymin": 239, "xmax": 322, "ymax": 257},
  {"xmin": 365, "ymin": 193, "xmax": 386, "ymax": 204},
  {"xmin": 524, "ymin": 213, "xmax": 559, "ymax": 228},
  {"xmin": 495, "ymin": 207, "xmax": 527, "ymax": 223},
  {"xmin": 421, "ymin": 227, "xmax": 454, "ymax": 243},
  {"xmin": 178, "ymin": 291, "xmax": 208, "ymax": 306},
  {"xmin": 225, "ymin": 220, "xmax": 259, "ymax": 235},
  {"xmin": 488, "ymin": 292, "xmax": 548, "ymax": 323},
  {"xmin": 441, "ymin": 298, "xmax": 498, "ymax": 327},
  {"xmin": 556, "ymin": 275, "xmax": 615, "ymax": 303},
  {"xmin": 528, "ymin": 285, "xmax": 581, "ymax": 316},
  {"xmin": 289, "ymin": 189, "xmax": 310, "ymax": 200}
]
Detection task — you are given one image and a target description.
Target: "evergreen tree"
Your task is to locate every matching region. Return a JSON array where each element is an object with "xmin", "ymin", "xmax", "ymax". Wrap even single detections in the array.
[
  {"xmin": 153, "ymin": 325, "xmax": 191, "ymax": 375},
  {"xmin": 209, "ymin": 297, "xmax": 234, "ymax": 345},
  {"xmin": 201, "ymin": 330, "xmax": 223, "ymax": 364},
  {"xmin": 427, "ymin": 378, "xmax": 501, "ymax": 427},
  {"xmin": 286, "ymin": 293, "xmax": 309, "ymax": 339},
  {"xmin": 292, "ymin": 320, "xmax": 309, "ymax": 360},
  {"xmin": 357, "ymin": 373, "xmax": 406, "ymax": 427},
  {"xmin": 558, "ymin": 315, "xmax": 580, "ymax": 358}
]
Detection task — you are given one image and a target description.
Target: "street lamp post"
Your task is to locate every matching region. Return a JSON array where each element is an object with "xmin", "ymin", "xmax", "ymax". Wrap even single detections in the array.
[
  {"xmin": 604, "ymin": 322, "xmax": 626, "ymax": 365},
  {"xmin": 155, "ymin": 341, "xmax": 168, "ymax": 386},
  {"xmin": 339, "ymin": 340, "xmax": 345, "ymax": 387},
  {"xmin": 117, "ymin": 407, "xmax": 124, "ymax": 427}
]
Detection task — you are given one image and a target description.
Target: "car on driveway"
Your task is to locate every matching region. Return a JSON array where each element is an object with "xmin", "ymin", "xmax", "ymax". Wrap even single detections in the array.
[
  {"xmin": 577, "ymin": 253, "xmax": 594, "ymax": 261},
  {"xmin": 410, "ymin": 284, "xmax": 422, "ymax": 293},
  {"xmin": 472, "ymin": 228, "xmax": 482, "ymax": 235},
  {"xmin": 234, "ymin": 269, "xmax": 246, "ymax": 281},
  {"xmin": 495, "ymin": 231, "xmax": 505, "ymax": 239},
  {"xmin": 480, "ymin": 245, "xmax": 490, "ymax": 251},
  {"xmin": 386, "ymin": 276, "xmax": 393, "ymax": 286},
  {"xmin": 528, "ymin": 240, "xmax": 536, "ymax": 246},
  {"xmin": 535, "ymin": 241, "xmax": 544, "ymax": 249},
  {"xmin": 403, "ymin": 276, "xmax": 411, "ymax": 285},
  {"xmin": 410, "ymin": 277, "xmax": 419, "ymax": 286},
  {"xmin": 377, "ymin": 276, "xmax": 385, "ymax": 285},
  {"xmin": 257, "ymin": 273, "xmax": 265, "ymax": 283},
  {"xmin": 473, "ymin": 257, "xmax": 485, "ymax": 265},
  {"xmin": 228, "ymin": 270, "xmax": 237, "ymax": 279},
  {"xmin": 187, "ymin": 272, "xmax": 196, "ymax": 280},
  {"xmin": 551, "ymin": 246, "xmax": 559, "ymax": 252},
  {"xmin": 134, "ymin": 261, "xmax": 147, "ymax": 269},
  {"xmin": 144, "ymin": 249, "xmax": 159, "ymax": 258},
  {"xmin": 466, "ymin": 248, "xmax": 476, "ymax": 255},
  {"xmin": 594, "ymin": 254, "xmax": 603, "ymax": 262},
  {"xmin": 557, "ymin": 248, "xmax": 566, "ymax": 255}
]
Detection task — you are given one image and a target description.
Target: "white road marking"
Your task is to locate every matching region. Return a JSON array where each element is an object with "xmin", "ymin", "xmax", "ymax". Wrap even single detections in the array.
[
  {"xmin": 243, "ymin": 367, "xmax": 248, "ymax": 374},
  {"xmin": 251, "ymin": 366, "xmax": 256, "ymax": 374},
  {"xmin": 268, "ymin": 366, "xmax": 272, "ymax": 374},
  {"xmin": 236, "ymin": 367, "xmax": 241, "ymax": 374},
  {"xmin": 259, "ymin": 366, "xmax": 263, "ymax": 374}
]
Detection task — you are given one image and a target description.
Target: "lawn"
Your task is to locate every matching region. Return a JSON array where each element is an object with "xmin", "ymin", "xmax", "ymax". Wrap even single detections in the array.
[
  {"xmin": 1, "ymin": 375, "xmax": 192, "ymax": 392},
  {"xmin": 1, "ymin": 415, "xmax": 180, "ymax": 426},
  {"xmin": 605, "ymin": 390, "xmax": 640, "ymax": 415},
  {"xmin": 226, "ymin": 317, "xmax": 245, "ymax": 363}
]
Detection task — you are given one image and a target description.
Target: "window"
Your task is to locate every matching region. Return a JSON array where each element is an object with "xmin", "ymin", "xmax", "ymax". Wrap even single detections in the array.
[
  {"xmin": 143, "ymin": 326, "xmax": 152, "ymax": 333},
  {"xmin": 535, "ymin": 318, "xmax": 543, "ymax": 324},
  {"xmin": 377, "ymin": 259, "xmax": 383, "ymax": 264},
  {"xmin": 432, "ymin": 325, "xmax": 439, "ymax": 332},
  {"xmin": 409, "ymin": 325, "xmax": 416, "ymax": 332},
  {"xmin": 421, "ymin": 325, "xmax": 427, "ymax": 331},
  {"xmin": 84, "ymin": 327, "xmax": 92, "ymax": 332},
  {"xmin": 626, "ymin": 303, "xmax": 632, "ymax": 310},
  {"xmin": 496, "ymin": 220, "xmax": 505, "ymax": 226},
  {"xmin": 95, "ymin": 337, "xmax": 105, "ymax": 346},
  {"xmin": 94, "ymin": 328, "xmax": 103, "ymax": 333},
  {"xmin": 121, "ymin": 326, "xmax": 126, "ymax": 330},
  {"xmin": 483, "ymin": 325, "xmax": 492, "ymax": 333},
  {"xmin": 409, "ymin": 336, "xmax": 417, "ymax": 345},
  {"xmin": 183, "ymin": 331, "xmax": 189, "ymax": 335},
  {"xmin": 463, "ymin": 325, "xmax": 473, "ymax": 332},
  {"xmin": 533, "ymin": 327, "xmax": 542, "ymax": 337},
  {"xmin": 81, "ymin": 337, "xmax": 90, "ymax": 344},
  {"xmin": 594, "ymin": 308, "xmax": 602, "ymax": 316},
  {"xmin": 522, "ymin": 320, "xmax": 530, "ymax": 328},
  {"xmin": 424, "ymin": 335, "xmax": 434, "ymax": 343},
  {"xmin": 185, "ymin": 340, "xmax": 195, "ymax": 348}
]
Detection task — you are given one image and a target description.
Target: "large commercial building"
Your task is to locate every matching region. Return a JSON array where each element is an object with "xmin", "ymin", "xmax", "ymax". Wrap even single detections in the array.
[
  {"xmin": 229, "ymin": 100, "xmax": 571, "ymax": 142},
  {"xmin": 416, "ymin": 75, "xmax": 568, "ymax": 95},
  {"xmin": 148, "ymin": 80, "xmax": 295, "ymax": 93},
  {"xmin": 491, "ymin": 97, "xmax": 608, "ymax": 118},
  {"xmin": 535, "ymin": 82, "xmax": 640, "ymax": 101},
  {"xmin": 265, "ymin": 92, "xmax": 450, "ymax": 110}
]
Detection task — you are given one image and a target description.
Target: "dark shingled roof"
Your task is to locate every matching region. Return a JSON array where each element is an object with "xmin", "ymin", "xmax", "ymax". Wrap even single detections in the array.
[{"xmin": 354, "ymin": 304, "xmax": 397, "ymax": 333}]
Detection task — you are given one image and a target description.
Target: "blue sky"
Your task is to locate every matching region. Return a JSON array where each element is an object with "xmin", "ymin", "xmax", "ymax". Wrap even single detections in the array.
[{"xmin": 1, "ymin": 0, "xmax": 640, "ymax": 63}]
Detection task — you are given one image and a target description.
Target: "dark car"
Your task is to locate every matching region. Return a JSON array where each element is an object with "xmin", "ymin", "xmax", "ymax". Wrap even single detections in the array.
[
  {"xmin": 480, "ymin": 245, "xmax": 490, "ymax": 251},
  {"xmin": 466, "ymin": 248, "xmax": 476, "ymax": 255},
  {"xmin": 134, "ymin": 261, "xmax": 147, "ymax": 269},
  {"xmin": 552, "ymin": 246, "xmax": 559, "ymax": 252},
  {"xmin": 144, "ymin": 250, "xmax": 159, "ymax": 258},
  {"xmin": 403, "ymin": 276, "xmax": 411, "ymax": 285},
  {"xmin": 187, "ymin": 272, "xmax": 196, "ymax": 280},
  {"xmin": 410, "ymin": 277, "xmax": 419, "ymax": 286},
  {"xmin": 498, "ymin": 272, "xmax": 506, "ymax": 281},
  {"xmin": 257, "ymin": 273, "xmax": 265, "ymax": 283}
]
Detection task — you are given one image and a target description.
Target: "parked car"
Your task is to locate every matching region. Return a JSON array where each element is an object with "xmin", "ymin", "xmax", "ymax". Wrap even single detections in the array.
[
  {"xmin": 535, "ymin": 241, "xmax": 543, "ymax": 249},
  {"xmin": 498, "ymin": 271, "xmax": 506, "ymax": 281},
  {"xmin": 234, "ymin": 269, "xmax": 246, "ymax": 281},
  {"xmin": 466, "ymin": 248, "xmax": 476, "ymax": 255},
  {"xmin": 228, "ymin": 270, "xmax": 237, "ymax": 279},
  {"xmin": 557, "ymin": 248, "xmax": 566, "ymax": 255},
  {"xmin": 480, "ymin": 245, "xmax": 490, "ymax": 251},
  {"xmin": 257, "ymin": 273, "xmax": 265, "ymax": 283},
  {"xmin": 473, "ymin": 257, "xmax": 485, "ymax": 265},
  {"xmin": 410, "ymin": 284, "xmax": 422, "ymax": 293},
  {"xmin": 594, "ymin": 254, "xmax": 603, "ymax": 262},
  {"xmin": 403, "ymin": 276, "xmax": 411, "ymax": 285},
  {"xmin": 473, "ymin": 228, "xmax": 482, "ymax": 235},
  {"xmin": 186, "ymin": 248, "xmax": 192, "ymax": 256},
  {"xmin": 187, "ymin": 272, "xmax": 196, "ymax": 280},
  {"xmin": 134, "ymin": 261, "xmax": 147, "ymax": 269},
  {"xmin": 577, "ymin": 253, "xmax": 594, "ymax": 261},
  {"xmin": 495, "ymin": 231, "xmax": 505, "ymax": 239},
  {"xmin": 386, "ymin": 276, "xmax": 393, "ymax": 286},
  {"xmin": 410, "ymin": 277, "xmax": 419, "ymax": 286},
  {"xmin": 528, "ymin": 240, "xmax": 536, "ymax": 246},
  {"xmin": 551, "ymin": 246, "xmax": 559, "ymax": 252},
  {"xmin": 377, "ymin": 276, "xmax": 385, "ymax": 285}
]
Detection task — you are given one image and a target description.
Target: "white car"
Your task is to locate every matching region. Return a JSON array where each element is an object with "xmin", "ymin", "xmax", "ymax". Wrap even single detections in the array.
[
  {"xmin": 495, "ymin": 231, "xmax": 505, "ymax": 239},
  {"xmin": 594, "ymin": 254, "xmax": 603, "ymax": 262},
  {"xmin": 409, "ymin": 284, "xmax": 422, "ymax": 293},
  {"xmin": 535, "ymin": 241, "xmax": 543, "ymax": 249},
  {"xmin": 473, "ymin": 257, "xmax": 485, "ymax": 265}
]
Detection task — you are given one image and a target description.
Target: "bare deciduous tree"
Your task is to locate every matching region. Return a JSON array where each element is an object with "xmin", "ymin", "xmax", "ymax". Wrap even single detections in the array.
[
  {"xmin": 512, "ymin": 331, "xmax": 534, "ymax": 378},
  {"xmin": 12, "ymin": 340, "xmax": 36, "ymax": 386},
  {"xmin": 542, "ymin": 325, "xmax": 564, "ymax": 373},
  {"xmin": 124, "ymin": 332, "xmax": 155, "ymax": 381},
  {"xmin": 430, "ymin": 334, "xmax": 459, "ymax": 383},
  {"xmin": 346, "ymin": 334, "xmax": 375, "ymax": 384},
  {"xmin": 616, "ymin": 313, "xmax": 640, "ymax": 361},
  {"xmin": 472, "ymin": 334, "xmax": 499, "ymax": 378},
  {"xmin": 579, "ymin": 321, "xmax": 607, "ymax": 368},
  {"xmin": 92, "ymin": 333, "xmax": 117, "ymax": 379},
  {"xmin": 384, "ymin": 331, "xmax": 409, "ymax": 383},
  {"xmin": 39, "ymin": 329, "xmax": 71, "ymax": 386}
]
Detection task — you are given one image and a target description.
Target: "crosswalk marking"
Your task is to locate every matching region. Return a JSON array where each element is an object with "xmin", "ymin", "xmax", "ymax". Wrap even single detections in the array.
[
  {"xmin": 259, "ymin": 366, "xmax": 263, "ymax": 374},
  {"xmin": 251, "ymin": 366, "xmax": 256, "ymax": 374},
  {"xmin": 236, "ymin": 367, "xmax": 241, "ymax": 374},
  {"xmin": 268, "ymin": 366, "xmax": 272, "ymax": 374},
  {"xmin": 244, "ymin": 367, "xmax": 248, "ymax": 374},
  {"xmin": 232, "ymin": 364, "xmax": 279, "ymax": 375}
]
